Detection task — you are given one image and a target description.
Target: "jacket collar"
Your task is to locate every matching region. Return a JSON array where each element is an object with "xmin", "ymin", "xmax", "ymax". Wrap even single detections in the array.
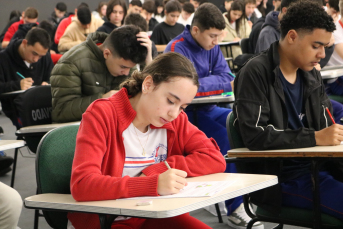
[
  {"xmin": 85, "ymin": 32, "xmax": 108, "ymax": 64},
  {"xmin": 183, "ymin": 25, "xmax": 205, "ymax": 53},
  {"xmin": 268, "ymin": 41, "xmax": 322, "ymax": 96},
  {"xmin": 110, "ymin": 88, "xmax": 174, "ymax": 131}
]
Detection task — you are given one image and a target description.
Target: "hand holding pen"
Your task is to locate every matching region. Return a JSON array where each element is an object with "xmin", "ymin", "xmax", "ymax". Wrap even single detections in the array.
[
  {"xmin": 17, "ymin": 72, "xmax": 33, "ymax": 90},
  {"xmin": 157, "ymin": 161, "xmax": 187, "ymax": 195},
  {"xmin": 315, "ymin": 108, "xmax": 343, "ymax": 145}
]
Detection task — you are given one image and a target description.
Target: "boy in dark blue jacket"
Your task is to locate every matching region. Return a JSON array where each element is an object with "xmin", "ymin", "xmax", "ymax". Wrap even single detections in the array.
[{"xmin": 165, "ymin": 3, "xmax": 264, "ymax": 229}]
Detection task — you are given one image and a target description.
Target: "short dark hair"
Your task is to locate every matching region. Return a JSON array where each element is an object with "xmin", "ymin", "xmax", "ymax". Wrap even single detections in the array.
[
  {"xmin": 56, "ymin": 2, "xmax": 67, "ymax": 12},
  {"xmin": 38, "ymin": 20, "xmax": 55, "ymax": 43},
  {"xmin": 165, "ymin": 0, "xmax": 182, "ymax": 13},
  {"xmin": 183, "ymin": 2, "xmax": 195, "ymax": 13},
  {"xmin": 328, "ymin": 0, "xmax": 339, "ymax": 13},
  {"xmin": 78, "ymin": 2, "xmax": 89, "ymax": 9},
  {"xmin": 192, "ymin": 3, "xmax": 225, "ymax": 31},
  {"xmin": 25, "ymin": 28, "xmax": 51, "ymax": 49},
  {"xmin": 24, "ymin": 7, "xmax": 38, "ymax": 19},
  {"xmin": 124, "ymin": 13, "xmax": 148, "ymax": 31},
  {"xmin": 131, "ymin": 0, "xmax": 143, "ymax": 7},
  {"xmin": 143, "ymin": 0, "xmax": 156, "ymax": 13},
  {"xmin": 244, "ymin": 0, "xmax": 256, "ymax": 5},
  {"xmin": 106, "ymin": 0, "xmax": 127, "ymax": 23},
  {"xmin": 178, "ymin": 0, "xmax": 188, "ymax": 4},
  {"xmin": 193, "ymin": 0, "xmax": 209, "ymax": 5},
  {"xmin": 280, "ymin": 0, "xmax": 335, "ymax": 39},
  {"xmin": 77, "ymin": 6, "xmax": 91, "ymax": 25},
  {"xmin": 121, "ymin": 52, "xmax": 199, "ymax": 97},
  {"xmin": 9, "ymin": 10, "xmax": 21, "ymax": 21},
  {"xmin": 104, "ymin": 25, "xmax": 147, "ymax": 63}
]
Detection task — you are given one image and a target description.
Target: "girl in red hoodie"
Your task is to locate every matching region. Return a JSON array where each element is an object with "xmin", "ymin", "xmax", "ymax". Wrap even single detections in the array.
[{"xmin": 69, "ymin": 52, "xmax": 226, "ymax": 229}]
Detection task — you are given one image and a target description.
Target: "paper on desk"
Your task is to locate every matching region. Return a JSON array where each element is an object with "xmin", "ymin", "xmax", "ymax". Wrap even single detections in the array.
[{"xmin": 118, "ymin": 181, "xmax": 235, "ymax": 200}]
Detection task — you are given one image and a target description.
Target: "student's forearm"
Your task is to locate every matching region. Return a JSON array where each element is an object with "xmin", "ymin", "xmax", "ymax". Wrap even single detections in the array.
[{"xmin": 1, "ymin": 41, "xmax": 9, "ymax": 49}]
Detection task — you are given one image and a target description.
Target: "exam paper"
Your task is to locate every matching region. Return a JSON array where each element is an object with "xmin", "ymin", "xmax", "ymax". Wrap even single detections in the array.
[{"xmin": 118, "ymin": 181, "xmax": 235, "ymax": 200}]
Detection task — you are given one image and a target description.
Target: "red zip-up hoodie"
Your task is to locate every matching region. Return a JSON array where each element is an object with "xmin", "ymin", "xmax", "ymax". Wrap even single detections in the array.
[{"xmin": 69, "ymin": 88, "xmax": 226, "ymax": 229}]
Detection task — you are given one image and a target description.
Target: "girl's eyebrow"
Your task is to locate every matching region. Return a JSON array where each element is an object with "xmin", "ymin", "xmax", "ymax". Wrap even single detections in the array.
[{"xmin": 169, "ymin": 92, "xmax": 180, "ymax": 101}]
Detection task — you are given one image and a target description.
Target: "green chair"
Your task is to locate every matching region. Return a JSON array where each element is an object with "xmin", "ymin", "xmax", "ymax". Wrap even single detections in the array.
[
  {"xmin": 226, "ymin": 111, "xmax": 343, "ymax": 229},
  {"xmin": 35, "ymin": 125, "xmax": 80, "ymax": 229}
]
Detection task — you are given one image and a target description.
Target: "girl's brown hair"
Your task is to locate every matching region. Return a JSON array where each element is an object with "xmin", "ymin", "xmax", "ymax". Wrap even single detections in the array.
[{"xmin": 121, "ymin": 52, "xmax": 199, "ymax": 97}]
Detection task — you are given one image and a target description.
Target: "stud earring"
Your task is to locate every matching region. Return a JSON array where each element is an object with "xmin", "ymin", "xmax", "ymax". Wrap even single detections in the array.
[{"xmin": 142, "ymin": 85, "xmax": 145, "ymax": 91}]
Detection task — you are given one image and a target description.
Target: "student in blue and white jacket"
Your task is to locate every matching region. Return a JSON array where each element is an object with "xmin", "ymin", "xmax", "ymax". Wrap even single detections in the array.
[{"xmin": 165, "ymin": 3, "xmax": 264, "ymax": 229}]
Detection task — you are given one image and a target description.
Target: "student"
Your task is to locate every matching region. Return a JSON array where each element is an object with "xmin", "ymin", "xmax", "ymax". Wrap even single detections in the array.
[
  {"xmin": 0, "ymin": 28, "xmax": 53, "ymax": 129},
  {"xmin": 150, "ymin": 0, "xmax": 184, "ymax": 48},
  {"xmin": 48, "ymin": 2, "xmax": 67, "ymax": 27},
  {"xmin": 326, "ymin": 0, "xmax": 340, "ymax": 23},
  {"xmin": 2, "ymin": 7, "xmax": 38, "ymax": 49},
  {"xmin": 177, "ymin": 2, "xmax": 195, "ymax": 26},
  {"xmin": 51, "ymin": 25, "xmax": 152, "ymax": 123},
  {"xmin": 97, "ymin": 0, "xmax": 127, "ymax": 34},
  {"xmin": 58, "ymin": 6, "xmax": 104, "ymax": 52},
  {"xmin": 141, "ymin": 0, "xmax": 159, "ymax": 31},
  {"xmin": 68, "ymin": 52, "xmax": 226, "ymax": 229},
  {"xmin": 244, "ymin": 0, "xmax": 257, "ymax": 27},
  {"xmin": 165, "ymin": 3, "xmax": 263, "ymax": 229},
  {"xmin": 92, "ymin": 1, "xmax": 107, "ymax": 20},
  {"xmin": 221, "ymin": 0, "xmax": 251, "ymax": 59},
  {"xmin": 220, "ymin": 0, "xmax": 234, "ymax": 13},
  {"xmin": 0, "ymin": 10, "xmax": 21, "ymax": 44},
  {"xmin": 0, "ymin": 182, "xmax": 22, "ymax": 228},
  {"xmin": 127, "ymin": 0, "xmax": 143, "ymax": 14},
  {"xmin": 154, "ymin": 0, "xmax": 165, "ymax": 23},
  {"xmin": 54, "ymin": 3, "xmax": 88, "ymax": 45},
  {"xmin": 233, "ymin": 1, "xmax": 343, "ymax": 219}
]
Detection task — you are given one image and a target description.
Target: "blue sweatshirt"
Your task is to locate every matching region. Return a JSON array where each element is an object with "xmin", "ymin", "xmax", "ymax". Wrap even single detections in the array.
[{"xmin": 165, "ymin": 25, "xmax": 234, "ymax": 97}]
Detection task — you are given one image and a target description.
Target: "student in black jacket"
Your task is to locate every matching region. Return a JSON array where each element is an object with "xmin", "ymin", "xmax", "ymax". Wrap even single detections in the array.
[
  {"xmin": 97, "ymin": 0, "xmax": 127, "ymax": 34},
  {"xmin": 234, "ymin": 1, "xmax": 343, "ymax": 219},
  {"xmin": 0, "ymin": 28, "xmax": 53, "ymax": 129}
]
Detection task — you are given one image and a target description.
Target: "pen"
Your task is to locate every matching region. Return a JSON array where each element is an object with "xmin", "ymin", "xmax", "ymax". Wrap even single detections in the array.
[
  {"xmin": 326, "ymin": 107, "xmax": 336, "ymax": 124},
  {"xmin": 164, "ymin": 160, "xmax": 171, "ymax": 170},
  {"xmin": 16, "ymin": 72, "xmax": 25, "ymax": 79}
]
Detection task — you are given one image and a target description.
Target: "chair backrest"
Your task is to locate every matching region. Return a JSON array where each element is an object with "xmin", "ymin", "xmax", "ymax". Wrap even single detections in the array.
[
  {"xmin": 240, "ymin": 38, "xmax": 250, "ymax": 54},
  {"xmin": 36, "ymin": 125, "xmax": 79, "ymax": 229},
  {"xmin": 14, "ymin": 85, "xmax": 52, "ymax": 127},
  {"xmin": 226, "ymin": 111, "xmax": 245, "ymax": 149}
]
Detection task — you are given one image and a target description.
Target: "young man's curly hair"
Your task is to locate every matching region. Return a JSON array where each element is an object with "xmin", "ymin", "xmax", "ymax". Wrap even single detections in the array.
[{"xmin": 280, "ymin": 0, "xmax": 336, "ymax": 39}]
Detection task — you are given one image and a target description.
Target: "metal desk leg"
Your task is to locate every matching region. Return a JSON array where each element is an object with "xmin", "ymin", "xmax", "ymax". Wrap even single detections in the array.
[
  {"xmin": 215, "ymin": 203, "xmax": 223, "ymax": 223},
  {"xmin": 311, "ymin": 160, "xmax": 321, "ymax": 229},
  {"xmin": 99, "ymin": 214, "xmax": 118, "ymax": 229}
]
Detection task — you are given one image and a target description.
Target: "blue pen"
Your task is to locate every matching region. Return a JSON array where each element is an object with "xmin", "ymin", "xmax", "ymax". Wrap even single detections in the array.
[{"xmin": 16, "ymin": 72, "xmax": 25, "ymax": 79}]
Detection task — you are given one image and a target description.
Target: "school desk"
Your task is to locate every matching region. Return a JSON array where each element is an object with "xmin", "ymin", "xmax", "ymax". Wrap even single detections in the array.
[
  {"xmin": 320, "ymin": 65, "xmax": 343, "ymax": 79},
  {"xmin": 219, "ymin": 41, "xmax": 240, "ymax": 69},
  {"xmin": 16, "ymin": 121, "xmax": 80, "ymax": 135},
  {"xmin": 25, "ymin": 173, "xmax": 277, "ymax": 229},
  {"xmin": 227, "ymin": 145, "xmax": 343, "ymax": 229},
  {"xmin": 0, "ymin": 140, "xmax": 25, "ymax": 151}
]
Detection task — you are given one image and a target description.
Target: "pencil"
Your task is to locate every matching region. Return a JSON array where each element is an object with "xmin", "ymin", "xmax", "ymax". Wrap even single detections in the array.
[
  {"xmin": 164, "ymin": 161, "xmax": 171, "ymax": 170},
  {"xmin": 16, "ymin": 72, "xmax": 25, "ymax": 79},
  {"xmin": 326, "ymin": 107, "xmax": 336, "ymax": 124}
]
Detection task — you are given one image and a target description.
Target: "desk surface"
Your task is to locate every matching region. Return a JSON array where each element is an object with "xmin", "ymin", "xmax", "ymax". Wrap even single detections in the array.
[
  {"xmin": 227, "ymin": 145, "xmax": 343, "ymax": 158},
  {"xmin": 25, "ymin": 173, "xmax": 277, "ymax": 218},
  {"xmin": 17, "ymin": 121, "xmax": 80, "ymax": 134},
  {"xmin": 219, "ymin": 41, "xmax": 240, "ymax": 46},
  {"xmin": 320, "ymin": 68, "xmax": 343, "ymax": 79},
  {"xmin": 191, "ymin": 95, "xmax": 235, "ymax": 104},
  {"xmin": 0, "ymin": 140, "xmax": 25, "ymax": 151}
]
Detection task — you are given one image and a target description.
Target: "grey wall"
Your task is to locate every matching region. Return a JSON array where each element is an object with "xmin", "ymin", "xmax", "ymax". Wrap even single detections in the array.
[{"xmin": 0, "ymin": 0, "xmax": 223, "ymax": 36}]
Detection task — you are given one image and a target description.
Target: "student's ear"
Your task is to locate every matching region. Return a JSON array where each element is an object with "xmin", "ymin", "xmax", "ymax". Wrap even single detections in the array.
[
  {"xmin": 103, "ymin": 48, "xmax": 111, "ymax": 60},
  {"xmin": 192, "ymin": 25, "xmax": 200, "ymax": 35},
  {"xmin": 287, "ymin": 30, "xmax": 297, "ymax": 44},
  {"xmin": 142, "ymin": 75, "xmax": 154, "ymax": 93},
  {"xmin": 281, "ymin": 7, "xmax": 287, "ymax": 14},
  {"xmin": 22, "ymin": 39, "xmax": 28, "ymax": 48}
]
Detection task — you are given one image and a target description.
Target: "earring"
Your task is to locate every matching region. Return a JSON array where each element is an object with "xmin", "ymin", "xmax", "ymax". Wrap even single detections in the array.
[{"xmin": 142, "ymin": 85, "xmax": 145, "ymax": 91}]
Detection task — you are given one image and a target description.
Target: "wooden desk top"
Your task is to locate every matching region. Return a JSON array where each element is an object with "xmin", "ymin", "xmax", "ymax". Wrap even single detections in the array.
[
  {"xmin": 25, "ymin": 173, "xmax": 277, "ymax": 218},
  {"xmin": 191, "ymin": 95, "xmax": 235, "ymax": 104},
  {"xmin": 0, "ymin": 140, "xmax": 25, "ymax": 151},
  {"xmin": 17, "ymin": 122, "xmax": 80, "ymax": 134},
  {"xmin": 227, "ymin": 145, "xmax": 343, "ymax": 158}
]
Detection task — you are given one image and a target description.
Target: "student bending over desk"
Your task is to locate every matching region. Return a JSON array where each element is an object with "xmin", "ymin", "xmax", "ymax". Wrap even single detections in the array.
[
  {"xmin": 234, "ymin": 1, "xmax": 343, "ymax": 221},
  {"xmin": 69, "ymin": 52, "xmax": 226, "ymax": 229}
]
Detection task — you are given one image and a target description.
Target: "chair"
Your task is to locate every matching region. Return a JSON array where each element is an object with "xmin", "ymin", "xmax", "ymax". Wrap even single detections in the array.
[
  {"xmin": 226, "ymin": 111, "xmax": 343, "ymax": 229},
  {"xmin": 10, "ymin": 85, "xmax": 52, "ymax": 187},
  {"xmin": 35, "ymin": 125, "xmax": 79, "ymax": 229},
  {"xmin": 240, "ymin": 38, "xmax": 250, "ymax": 54},
  {"xmin": 233, "ymin": 38, "xmax": 254, "ymax": 72}
]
